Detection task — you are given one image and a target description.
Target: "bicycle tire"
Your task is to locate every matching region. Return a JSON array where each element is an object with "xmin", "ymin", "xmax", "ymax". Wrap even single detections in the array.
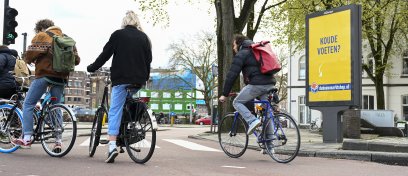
[
  {"xmin": 40, "ymin": 104, "xmax": 77, "ymax": 157},
  {"xmin": 309, "ymin": 123, "xmax": 319, "ymax": 132},
  {"xmin": 263, "ymin": 112, "xmax": 300, "ymax": 163},
  {"xmin": 124, "ymin": 107, "xmax": 156, "ymax": 163},
  {"xmin": 0, "ymin": 104, "xmax": 23, "ymax": 153},
  {"xmin": 218, "ymin": 114, "xmax": 248, "ymax": 158},
  {"xmin": 89, "ymin": 107, "xmax": 105, "ymax": 157}
]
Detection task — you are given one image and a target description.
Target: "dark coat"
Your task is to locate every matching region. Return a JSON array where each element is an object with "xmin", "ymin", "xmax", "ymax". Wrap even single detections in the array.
[
  {"xmin": 87, "ymin": 25, "xmax": 152, "ymax": 86},
  {"xmin": 0, "ymin": 48, "xmax": 17, "ymax": 89},
  {"xmin": 222, "ymin": 40, "xmax": 276, "ymax": 96}
]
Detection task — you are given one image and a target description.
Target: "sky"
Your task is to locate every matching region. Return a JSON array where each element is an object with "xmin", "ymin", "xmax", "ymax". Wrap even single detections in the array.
[{"xmin": 7, "ymin": 0, "xmax": 216, "ymax": 71}]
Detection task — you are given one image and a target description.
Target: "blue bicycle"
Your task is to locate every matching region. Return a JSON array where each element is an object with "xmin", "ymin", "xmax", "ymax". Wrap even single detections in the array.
[
  {"xmin": 218, "ymin": 88, "xmax": 300, "ymax": 163},
  {"xmin": 0, "ymin": 83, "xmax": 77, "ymax": 157}
]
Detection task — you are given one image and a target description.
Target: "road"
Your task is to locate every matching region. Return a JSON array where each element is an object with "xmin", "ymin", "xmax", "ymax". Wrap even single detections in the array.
[{"xmin": 1, "ymin": 126, "xmax": 408, "ymax": 176}]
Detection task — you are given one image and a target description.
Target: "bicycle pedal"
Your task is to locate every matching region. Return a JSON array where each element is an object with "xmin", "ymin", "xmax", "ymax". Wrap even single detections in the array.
[{"xmin": 99, "ymin": 139, "xmax": 109, "ymax": 144}]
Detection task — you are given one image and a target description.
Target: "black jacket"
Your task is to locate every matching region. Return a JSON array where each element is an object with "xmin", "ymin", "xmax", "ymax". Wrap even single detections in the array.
[
  {"xmin": 87, "ymin": 25, "xmax": 152, "ymax": 86},
  {"xmin": 0, "ymin": 48, "xmax": 17, "ymax": 89},
  {"xmin": 222, "ymin": 40, "xmax": 276, "ymax": 96}
]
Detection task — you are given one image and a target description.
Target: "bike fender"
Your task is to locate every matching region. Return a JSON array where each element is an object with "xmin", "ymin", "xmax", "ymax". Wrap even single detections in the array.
[{"xmin": 147, "ymin": 109, "xmax": 158, "ymax": 130}]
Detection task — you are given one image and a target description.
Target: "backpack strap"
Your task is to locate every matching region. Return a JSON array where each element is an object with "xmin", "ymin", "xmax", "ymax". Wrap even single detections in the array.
[{"xmin": 45, "ymin": 31, "xmax": 55, "ymax": 37}]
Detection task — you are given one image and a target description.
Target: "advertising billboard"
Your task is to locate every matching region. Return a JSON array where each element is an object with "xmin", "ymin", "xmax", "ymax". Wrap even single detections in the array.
[{"xmin": 306, "ymin": 4, "xmax": 361, "ymax": 107}]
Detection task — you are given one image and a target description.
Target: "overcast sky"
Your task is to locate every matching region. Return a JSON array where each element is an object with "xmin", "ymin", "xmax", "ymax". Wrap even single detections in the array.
[{"xmin": 8, "ymin": 0, "xmax": 215, "ymax": 71}]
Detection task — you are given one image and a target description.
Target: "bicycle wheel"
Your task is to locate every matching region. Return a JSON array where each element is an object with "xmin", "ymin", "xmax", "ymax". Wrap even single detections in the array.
[
  {"xmin": 40, "ymin": 104, "xmax": 77, "ymax": 157},
  {"xmin": 89, "ymin": 107, "xmax": 105, "ymax": 157},
  {"xmin": 218, "ymin": 114, "xmax": 248, "ymax": 158},
  {"xmin": 263, "ymin": 112, "xmax": 300, "ymax": 163},
  {"xmin": 0, "ymin": 104, "xmax": 23, "ymax": 153},
  {"xmin": 124, "ymin": 107, "xmax": 156, "ymax": 163}
]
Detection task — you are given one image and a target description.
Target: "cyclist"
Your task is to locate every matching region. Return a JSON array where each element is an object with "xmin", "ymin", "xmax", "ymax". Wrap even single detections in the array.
[
  {"xmin": 0, "ymin": 45, "xmax": 18, "ymax": 99},
  {"xmin": 87, "ymin": 11, "xmax": 152, "ymax": 163},
  {"xmin": 12, "ymin": 19, "xmax": 81, "ymax": 152},
  {"xmin": 219, "ymin": 34, "xmax": 276, "ymax": 137}
]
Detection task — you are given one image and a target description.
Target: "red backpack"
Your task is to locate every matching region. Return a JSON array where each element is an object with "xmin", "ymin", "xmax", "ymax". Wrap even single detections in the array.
[{"xmin": 250, "ymin": 41, "xmax": 281, "ymax": 74}]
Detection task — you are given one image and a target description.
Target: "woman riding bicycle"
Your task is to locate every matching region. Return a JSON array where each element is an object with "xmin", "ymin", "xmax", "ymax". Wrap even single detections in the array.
[
  {"xmin": 87, "ymin": 11, "xmax": 152, "ymax": 163},
  {"xmin": 12, "ymin": 19, "xmax": 81, "ymax": 151},
  {"xmin": 218, "ymin": 34, "xmax": 276, "ymax": 137}
]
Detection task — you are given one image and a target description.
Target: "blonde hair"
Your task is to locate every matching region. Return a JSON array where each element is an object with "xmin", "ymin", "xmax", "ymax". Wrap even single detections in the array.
[{"xmin": 121, "ymin": 11, "xmax": 143, "ymax": 31}]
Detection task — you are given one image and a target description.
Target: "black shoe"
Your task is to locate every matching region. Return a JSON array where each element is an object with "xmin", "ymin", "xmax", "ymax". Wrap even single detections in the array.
[{"xmin": 105, "ymin": 148, "xmax": 119, "ymax": 163}]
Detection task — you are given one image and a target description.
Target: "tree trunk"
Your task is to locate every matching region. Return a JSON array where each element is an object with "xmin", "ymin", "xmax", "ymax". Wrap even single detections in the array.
[
  {"xmin": 375, "ymin": 76, "xmax": 385, "ymax": 109},
  {"xmin": 215, "ymin": 0, "xmax": 224, "ymax": 121}
]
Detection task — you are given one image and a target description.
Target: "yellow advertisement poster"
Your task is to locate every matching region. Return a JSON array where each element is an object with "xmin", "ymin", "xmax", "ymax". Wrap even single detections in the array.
[{"xmin": 308, "ymin": 10, "xmax": 351, "ymax": 102}]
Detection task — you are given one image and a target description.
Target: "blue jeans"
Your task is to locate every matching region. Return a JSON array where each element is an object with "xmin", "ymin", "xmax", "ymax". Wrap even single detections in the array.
[
  {"xmin": 108, "ymin": 84, "xmax": 139, "ymax": 136},
  {"xmin": 233, "ymin": 84, "xmax": 275, "ymax": 134},
  {"xmin": 23, "ymin": 78, "xmax": 64, "ymax": 135}
]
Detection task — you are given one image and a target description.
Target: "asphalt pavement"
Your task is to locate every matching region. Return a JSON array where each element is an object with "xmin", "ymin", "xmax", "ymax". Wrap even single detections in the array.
[{"xmin": 76, "ymin": 123, "xmax": 408, "ymax": 166}]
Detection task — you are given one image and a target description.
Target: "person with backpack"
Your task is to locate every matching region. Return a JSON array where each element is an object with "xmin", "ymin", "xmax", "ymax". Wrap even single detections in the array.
[
  {"xmin": 0, "ymin": 45, "xmax": 18, "ymax": 99},
  {"xmin": 12, "ymin": 19, "xmax": 80, "ymax": 151},
  {"xmin": 87, "ymin": 11, "xmax": 152, "ymax": 163},
  {"xmin": 219, "ymin": 34, "xmax": 276, "ymax": 136}
]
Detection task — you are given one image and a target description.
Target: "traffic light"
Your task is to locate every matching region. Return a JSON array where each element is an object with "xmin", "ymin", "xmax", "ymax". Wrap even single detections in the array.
[{"xmin": 3, "ymin": 6, "xmax": 18, "ymax": 45}]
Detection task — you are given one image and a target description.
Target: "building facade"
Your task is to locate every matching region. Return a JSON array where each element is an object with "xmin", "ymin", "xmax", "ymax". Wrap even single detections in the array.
[
  {"xmin": 287, "ymin": 49, "xmax": 408, "ymax": 126},
  {"xmin": 64, "ymin": 71, "xmax": 90, "ymax": 109}
]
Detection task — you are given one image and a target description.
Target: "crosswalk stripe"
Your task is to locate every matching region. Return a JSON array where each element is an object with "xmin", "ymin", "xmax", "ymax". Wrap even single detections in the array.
[
  {"xmin": 79, "ymin": 137, "xmax": 160, "ymax": 148},
  {"xmin": 163, "ymin": 139, "xmax": 221, "ymax": 152},
  {"xmin": 79, "ymin": 137, "xmax": 105, "ymax": 147}
]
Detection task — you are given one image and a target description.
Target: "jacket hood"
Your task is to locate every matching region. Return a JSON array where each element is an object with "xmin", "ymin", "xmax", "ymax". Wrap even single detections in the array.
[
  {"xmin": 240, "ymin": 40, "xmax": 254, "ymax": 50},
  {"xmin": 45, "ymin": 26, "xmax": 63, "ymax": 35},
  {"xmin": 0, "ymin": 48, "xmax": 18, "ymax": 57}
]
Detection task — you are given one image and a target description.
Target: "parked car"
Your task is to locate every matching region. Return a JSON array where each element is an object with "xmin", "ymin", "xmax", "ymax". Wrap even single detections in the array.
[{"xmin": 195, "ymin": 117, "xmax": 212, "ymax": 125}]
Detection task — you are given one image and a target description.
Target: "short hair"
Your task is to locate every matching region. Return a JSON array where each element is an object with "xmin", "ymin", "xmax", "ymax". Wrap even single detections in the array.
[
  {"xmin": 121, "ymin": 11, "xmax": 143, "ymax": 31},
  {"xmin": 233, "ymin": 34, "xmax": 249, "ymax": 47},
  {"xmin": 34, "ymin": 19, "xmax": 54, "ymax": 33}
]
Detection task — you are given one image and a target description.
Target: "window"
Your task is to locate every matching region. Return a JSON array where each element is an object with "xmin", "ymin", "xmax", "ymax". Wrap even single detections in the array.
[
  {"xmin": 362, "ymin": 95, "xmax": 374, "ymax": 110},
  {"xmin": 151, "ymin": 92, "xmax": 159, "ymax": 98},
  {"xmin": 150, "ymin": 104, "xmax": 159, "ymax": 110},
  {"xmin": 403, "ymin": 50, "xmax": 408, "ymax": 75},
  {"xmin": 299, "ymin": 55, "xmax": 306, "ymax": 80},
  {"xmin": 175, "ymin": 92, "xmax": 183, "ymax": 98},
  {"xmin": 163, "ymin": 104, "xmax": 170, "ymax": 110},
  {"xmin": 403, "ymin": 95, "xmax": 408, "ymax": 120},
  {"xmin": 139, "ymin": 91, "xmax": 147, "ymax": 97},
  {"xmin": 175, "ymin": 104, "xmax": 182, "ymax": 110},
  {"xmin": 186, "ymin": 104, "xmax": 194, "ymax": 110},
  {"xmin": 298, "ymin": 96, "xmax": 311, "ymax": 124},
  {"xmin": 163, "ymin": 92, "xmax": 171, "ymax": 98}
]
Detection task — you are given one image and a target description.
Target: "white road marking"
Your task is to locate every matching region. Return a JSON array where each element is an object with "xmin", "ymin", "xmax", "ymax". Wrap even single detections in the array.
[
  {"xmin": 79, "ymin": 137, "xmax": 160, "ymax": 148},
  {"xmin": 79, "ymin": 137, "xmax": 105, "ymax": 147},
  {"xmin": 221, "ymin": 166, "xmax": 246, "ymax": 169},
  {"xmin": 163, "ymin": 139, "xmax": 221, "ymax": 152}
]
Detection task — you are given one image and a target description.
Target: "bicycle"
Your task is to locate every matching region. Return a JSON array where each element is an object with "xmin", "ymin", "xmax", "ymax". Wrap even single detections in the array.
[
  {"xmin": 309, "ymin": 119, "xmax": 320, "ymax": 132},
  {"xmin": 218, "ymin": 88, "xmax": 301, "ymax": 163},
  {"xmin": 0, "ymin": 78, "xmax": 77, "ymax": 157},
  {"xmin": 88, "ymin": 71, "xmax": 157, "ymax": 164}
]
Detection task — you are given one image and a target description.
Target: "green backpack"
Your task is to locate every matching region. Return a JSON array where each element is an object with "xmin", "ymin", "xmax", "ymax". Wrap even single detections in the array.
[{"xmin": 46, "ymin": 31, "xmax": 76, "ymax": 73}]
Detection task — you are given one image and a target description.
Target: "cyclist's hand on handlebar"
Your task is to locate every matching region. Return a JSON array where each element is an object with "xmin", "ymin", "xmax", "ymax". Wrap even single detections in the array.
[
  {"xmin": 87, "ymin": 64, "xmax": 97, "ymax": 73},
  {"xmin": 219, "ymin": 95, "xmax": 227, "ymax": 103}
]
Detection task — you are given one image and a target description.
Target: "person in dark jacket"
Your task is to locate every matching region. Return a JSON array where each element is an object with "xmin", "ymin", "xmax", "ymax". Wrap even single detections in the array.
[
  {"xmin": 87, "ymin": 10, "xmax": 152, "ymax": 163},
  {"xmin": 0, "ymin": 45, "xmax": 17, "ymax": 99},
  {"xmin": 219, "ymin": 34, "xmax": 276, "ymax": 137}
]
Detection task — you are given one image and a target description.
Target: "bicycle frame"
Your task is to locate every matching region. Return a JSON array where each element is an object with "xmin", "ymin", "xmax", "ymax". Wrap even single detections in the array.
[{"xmin": 230, "ymin": 100, "xmax": 285, "ymax": 144}]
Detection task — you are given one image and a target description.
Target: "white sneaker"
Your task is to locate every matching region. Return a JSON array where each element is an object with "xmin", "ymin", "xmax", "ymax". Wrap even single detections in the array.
[{"xmin": 247, "ymin": 119, "xmax": 261, "ymax": 135}]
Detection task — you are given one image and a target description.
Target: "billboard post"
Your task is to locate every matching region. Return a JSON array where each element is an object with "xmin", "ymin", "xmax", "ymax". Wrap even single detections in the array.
[{"xmin": 306, "ymin": 4, "xmax": 362, "ymax": 143}]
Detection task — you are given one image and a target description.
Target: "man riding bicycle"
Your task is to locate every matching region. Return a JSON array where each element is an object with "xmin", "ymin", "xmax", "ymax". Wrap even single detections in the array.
[
  {"xmin": 219, "ymin": 34, "xmax": 276, "ymax": 136},
  {"xmin": 87, "ymin": 11, "xmax": 152, "ymax": 163}
]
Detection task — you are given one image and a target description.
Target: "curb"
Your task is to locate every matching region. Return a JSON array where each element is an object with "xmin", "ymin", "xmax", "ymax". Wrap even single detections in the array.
[{"xmin": 188, "ymin": 134, "xmax": 408, "ymax": 166}]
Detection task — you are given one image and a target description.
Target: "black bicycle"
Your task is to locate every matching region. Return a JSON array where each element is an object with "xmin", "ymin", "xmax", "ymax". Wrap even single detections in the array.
[{"xmin": 88, "ymin": 71, "xmax": 157, "ymax": 164}]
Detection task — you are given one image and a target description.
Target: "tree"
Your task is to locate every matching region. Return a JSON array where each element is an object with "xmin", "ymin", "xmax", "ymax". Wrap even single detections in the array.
[
  {"xmin": 136, "ymin": 0, "xmax": 288, "ymax": 117},
  {"xmin": 167, "ymin": 32, "xmax": 218, "ymax": 115},
  {"xmin": 271, "ymin": 0, "xmax": 408, "ymax": 109}
]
